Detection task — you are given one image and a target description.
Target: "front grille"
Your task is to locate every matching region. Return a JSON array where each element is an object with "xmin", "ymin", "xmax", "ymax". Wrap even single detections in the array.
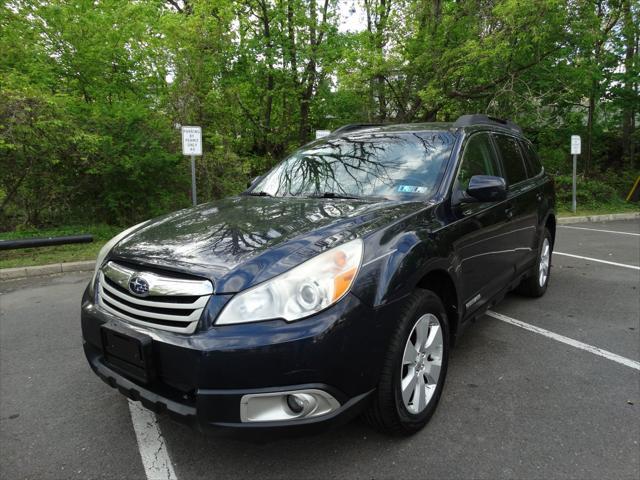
[{"xmin": 97, "ymin": 261, "xmax": 213, "ymax": 334}]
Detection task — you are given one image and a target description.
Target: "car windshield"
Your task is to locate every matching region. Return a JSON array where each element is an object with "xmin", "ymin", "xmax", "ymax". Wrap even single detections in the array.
[{"xmin": 252, "ymin": 131, "xmax": 455, "ymax": 200}]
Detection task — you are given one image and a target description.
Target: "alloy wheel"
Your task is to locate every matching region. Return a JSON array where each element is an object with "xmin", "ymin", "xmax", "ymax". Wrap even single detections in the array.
[
  {"xmin": 539, "ymin": 238, "xmax": 550, "ymax": 287},
  {"xmin": 400, "ymin": 313, "xmax": 444, "ymax": 414}
]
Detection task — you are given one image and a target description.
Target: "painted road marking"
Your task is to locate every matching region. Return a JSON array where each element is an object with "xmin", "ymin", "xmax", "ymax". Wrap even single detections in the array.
[
  {"xmin": 128, "ymin": 400, "xmax": 177, "ymax": 480},
  {"xmin": 559, "ymin": 225, "xmax": 640, "ymax": 237},
  {"xmin": 487, "ymin": 311, "xmax": 640, "ymax": 371},
  {"xmin": 554, "ymin": 252, "xmax": 640, "ymax": 271}
]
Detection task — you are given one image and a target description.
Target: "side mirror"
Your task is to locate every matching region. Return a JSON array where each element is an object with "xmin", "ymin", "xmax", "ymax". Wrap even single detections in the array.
[
  {"xmin": 465, "ymin": 175, "xmax": 507, "ymax": 202},
  {"xmin": 247, "ymin": 176, "xmax": 260, "ymax": 189}
]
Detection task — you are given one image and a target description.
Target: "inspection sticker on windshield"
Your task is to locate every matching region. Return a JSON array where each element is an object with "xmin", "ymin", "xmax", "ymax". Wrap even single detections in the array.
[{"xmin": 397, "ymin": 185, "xmax": 428, "ymax": 193}]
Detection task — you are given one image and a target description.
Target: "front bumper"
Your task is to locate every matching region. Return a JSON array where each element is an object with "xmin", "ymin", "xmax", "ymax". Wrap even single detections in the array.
[
  {"xmin": 86, "ymin": 348, "xmax": 371, "ymax": 435},
  {"xmin": 81, "ymin": 285, "xmax": 394, "ymax": 434}
]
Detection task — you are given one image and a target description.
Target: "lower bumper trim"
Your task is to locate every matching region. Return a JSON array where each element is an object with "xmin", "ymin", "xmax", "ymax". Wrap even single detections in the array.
[
  {"xmin": 87, "ymin": 346, "xmax": 373, "ymax": 435},
  {"xmin": 90, "ymin": 352, "xmax": 197, "ymax": 419}
]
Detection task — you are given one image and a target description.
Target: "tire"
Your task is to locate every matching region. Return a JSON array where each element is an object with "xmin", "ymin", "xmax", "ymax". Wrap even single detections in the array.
[
  {"xmin": 364, "ymin": 290, "xmax": 450, "ymax": 435},
  {"xmin": 516, "ymin": 227, "xmax": 553, "ymax": 297}
]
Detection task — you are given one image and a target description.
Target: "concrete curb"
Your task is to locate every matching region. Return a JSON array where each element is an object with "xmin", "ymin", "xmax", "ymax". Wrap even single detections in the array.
[
  {"xmin": 557, "ymin": 212, "xmax": 639, "ymax": 224},
  {"xmin": 0, "ymin": 260, "xmax": 94, "ymax": 281}
]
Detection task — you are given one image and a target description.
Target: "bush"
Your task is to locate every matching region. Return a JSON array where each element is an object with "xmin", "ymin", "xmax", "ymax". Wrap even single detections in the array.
[
  {"xmin": 0, "ymin": 89, "xmax": 191, "ymax": 230},
  {"xmin": 553, "ymin": 172, "xmax": 635, "ymax": 210}
]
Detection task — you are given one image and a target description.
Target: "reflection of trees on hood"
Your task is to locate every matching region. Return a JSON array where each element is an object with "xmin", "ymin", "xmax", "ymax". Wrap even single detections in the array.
[
  {"xmin": 191, "ymin": 201, "xmax": 358, "ymax": 257},
  {"xmin": 125, "ymin": 199, "xmax": 359, "ymax": 259}
]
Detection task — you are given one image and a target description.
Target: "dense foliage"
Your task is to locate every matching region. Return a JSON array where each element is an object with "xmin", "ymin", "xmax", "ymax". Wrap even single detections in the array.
[{"xmin": 1, "ymin": 0, "xmax": 638, "ymax": 229}]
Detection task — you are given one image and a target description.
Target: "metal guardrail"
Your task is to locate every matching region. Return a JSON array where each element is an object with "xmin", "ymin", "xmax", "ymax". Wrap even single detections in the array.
[{"xmin": 0, "ymin": 235, "xmax": 94, "ymax": 250}]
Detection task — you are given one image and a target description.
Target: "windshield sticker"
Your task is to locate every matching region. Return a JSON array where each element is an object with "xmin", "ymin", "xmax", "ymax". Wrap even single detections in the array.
[{"xmin": 397, "ymin": 185, "xmax": 429, "ymax": 194}]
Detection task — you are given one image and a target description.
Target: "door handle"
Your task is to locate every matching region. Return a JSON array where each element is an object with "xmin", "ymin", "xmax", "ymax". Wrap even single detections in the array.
[
  {"xmin": 535, "ymin": 192, "xmax": 543, "ymax": 202},
  {"xmin": 505, "ymin": 205, "xmax": 514, "ymax": 220}
]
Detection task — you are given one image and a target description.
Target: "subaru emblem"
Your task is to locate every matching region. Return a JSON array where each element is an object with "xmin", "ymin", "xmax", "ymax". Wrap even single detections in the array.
[{"xmin": 128, "ymin": 275, "xmax": 150, "ymax": 297}]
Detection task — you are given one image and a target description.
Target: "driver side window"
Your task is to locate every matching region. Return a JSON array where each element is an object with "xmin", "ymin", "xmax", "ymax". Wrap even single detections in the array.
[{"xmin": 456, "ymin": 133, "xmax": 500, "ymax": 192}]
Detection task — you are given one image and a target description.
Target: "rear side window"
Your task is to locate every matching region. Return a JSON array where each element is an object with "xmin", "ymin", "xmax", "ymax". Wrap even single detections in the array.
[
  {"xmin": 493, "ymin": 134, "xmax": 527, "ymax": 185},
  {"xmin": 520, "ymin": 140, "xmax": 543, "ymax": 177},
  {"xmin": 456, "ymin": 133, "xmax": 501, "ymax": 191}
]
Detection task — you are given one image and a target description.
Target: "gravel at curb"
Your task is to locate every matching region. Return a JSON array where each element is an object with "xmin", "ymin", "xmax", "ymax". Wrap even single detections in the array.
[
  {"xmin": 0, "ymin": 260, "xmax": 94, "ymax": 281},
  {"xmin": 1, "ymin": 212, "xmax": 637, "ymax": 281}
]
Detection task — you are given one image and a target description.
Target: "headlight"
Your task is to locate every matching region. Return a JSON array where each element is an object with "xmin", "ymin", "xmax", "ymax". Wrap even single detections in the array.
[
  {"xmin": 91, "ymin": 222, "xmax": 148, "ymax": 287},
  {"xmin": 216, "ymin": 238, "xmax": 364, "ymax": 325}
]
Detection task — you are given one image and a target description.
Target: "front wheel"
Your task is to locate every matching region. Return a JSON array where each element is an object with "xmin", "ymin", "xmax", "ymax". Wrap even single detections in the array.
[{"xmin": 364, "ymin": 290, "xmax": 450, "ymax": 435}]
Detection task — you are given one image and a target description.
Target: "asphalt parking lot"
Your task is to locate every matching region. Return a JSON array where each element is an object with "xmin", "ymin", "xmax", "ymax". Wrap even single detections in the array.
[{"xmin": 1, "ymin": 219, "xmax": 638, "ymax": 479}]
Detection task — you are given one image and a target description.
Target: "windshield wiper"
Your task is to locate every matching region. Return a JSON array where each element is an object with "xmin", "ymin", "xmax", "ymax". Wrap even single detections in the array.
[
  {"xmin": 308, "ymin": 192, "xmax": 361, "ymax": 199},
  {"xmin": 308, "ymin": 192, "xmax": 391, "ymax": 201},
  {"xmin": 246, "ymin": 191, "xmax": 273, "ymax": 197}
]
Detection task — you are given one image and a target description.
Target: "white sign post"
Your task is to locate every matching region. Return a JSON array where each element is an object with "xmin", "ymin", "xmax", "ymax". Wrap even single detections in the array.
[
  {"xmin": 181, "ymin": 126, "xmax": 202, "ymax": 206},
  {"xmin": 570, "ymin": 135, "xmax": 581, "ymax": 213}
]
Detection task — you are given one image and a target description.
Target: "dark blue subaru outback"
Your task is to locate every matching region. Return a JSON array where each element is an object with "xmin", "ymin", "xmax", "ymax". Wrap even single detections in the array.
[{"xmin": 81, "ymin": 114, "xmax": 555, "ymax": 435}]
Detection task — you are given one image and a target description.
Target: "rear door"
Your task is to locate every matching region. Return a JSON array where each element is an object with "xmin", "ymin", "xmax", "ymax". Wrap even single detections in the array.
[
  {"xmin": 491, "ymin": 133, "xmax": 539, "ymax": 274},
  {"xmin": 519, "ymin": 138, "xmax": 551, "ymax": 254}
]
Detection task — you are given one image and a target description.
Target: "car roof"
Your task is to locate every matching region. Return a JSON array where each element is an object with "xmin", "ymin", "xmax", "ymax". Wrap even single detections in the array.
[
  {"xmin": 329, "ymin": 116, "xmax": 523, "ymax": 138},
  {"xmin": 331, "ymin": 122, "xmax": 454, "ymax": 136}
]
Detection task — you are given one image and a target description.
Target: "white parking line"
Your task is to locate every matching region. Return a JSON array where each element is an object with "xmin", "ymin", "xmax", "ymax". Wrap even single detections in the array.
[
  {"xmin": 559, "ymin": 225, "xmax": 640, "ymax": 236},
  {"xmin": 128, "ymin": 400, "xmax": 177, "ymax": 480},
  {"xmin": 487, "ymin": 311, "xmax": 640, "ymax": 371},
  {"xmin": 554, "ymin": 252, "xmax": 640, "ymax": 270}
]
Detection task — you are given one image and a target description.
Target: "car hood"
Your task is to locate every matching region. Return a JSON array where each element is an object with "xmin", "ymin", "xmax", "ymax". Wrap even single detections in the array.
[{"xmin": 111, "ymin": 195, "xmax": 423, "ymax": 293}]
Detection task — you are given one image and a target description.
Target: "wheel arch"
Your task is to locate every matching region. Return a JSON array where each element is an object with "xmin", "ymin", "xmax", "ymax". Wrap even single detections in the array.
[
  {"xmin": 415, "ymin": 269, "xmax": 460, "ymax": 345},
  {"xmin": 544, "ymin": 212, "xmax": 556, "ymax": 247}
]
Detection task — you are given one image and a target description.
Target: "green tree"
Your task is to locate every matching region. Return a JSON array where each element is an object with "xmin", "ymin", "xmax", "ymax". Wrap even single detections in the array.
[{"xmin": 1, "ymin": 0, "xmax": 637, "ymax": 229}]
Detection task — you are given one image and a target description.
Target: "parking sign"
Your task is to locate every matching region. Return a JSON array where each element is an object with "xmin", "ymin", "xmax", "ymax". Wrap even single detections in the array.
[
  {"xmin": 570, "ymin": 135, "xmax": 581, "ymax": 155},
  {"xmin": 182, "ymin": 126, "xmax": 202, "ymax": 156}
]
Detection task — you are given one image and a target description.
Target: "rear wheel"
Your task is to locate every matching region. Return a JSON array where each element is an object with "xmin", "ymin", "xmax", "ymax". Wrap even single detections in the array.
[
  {"xmin": 364, "ymin": 290, "xmax": 449, "ymax": 435},
  {"xmin": 517, "ymin": 227, "xmax": 552, "ymax": 297}
]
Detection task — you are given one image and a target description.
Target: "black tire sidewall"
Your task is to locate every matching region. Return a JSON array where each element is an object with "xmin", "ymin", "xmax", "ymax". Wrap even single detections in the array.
[{"xmin": 391, "ymin": 292, "xmax": 450, "ymax": 428}]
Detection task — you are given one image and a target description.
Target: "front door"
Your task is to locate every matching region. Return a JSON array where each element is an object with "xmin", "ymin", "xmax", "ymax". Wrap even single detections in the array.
[{"xmin": 448, "ymin": 132, "xmax": 514, "ymax": 316}]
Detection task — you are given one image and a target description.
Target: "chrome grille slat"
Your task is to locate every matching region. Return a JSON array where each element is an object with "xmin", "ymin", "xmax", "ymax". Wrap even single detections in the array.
[
  {"xmin": 97, "ymin": 261, "xmax": 213, "ymax": 334},
  {"xmin": 101, "ymin": 279, "xmax": 209, "ymax": 310},
  {"xmin": 99, "ymin": 301, "xmax": 200, "ymax": 334},
  {"xmin": 99, "ymin": 282, "xmax": 202, "ymax": 322}
]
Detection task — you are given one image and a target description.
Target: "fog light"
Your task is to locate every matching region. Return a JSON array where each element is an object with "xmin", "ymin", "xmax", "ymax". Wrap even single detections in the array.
[
  {"xmin": 240, "ymin": 389, "xmax": 340, "ymax": 423},
  {"xmin": 286, "ymin": 394, "xmax": 305, "ymax": 414},
  {"xmin": 286, "ymin": 393, "xmax": 317, "ymax": 416}
]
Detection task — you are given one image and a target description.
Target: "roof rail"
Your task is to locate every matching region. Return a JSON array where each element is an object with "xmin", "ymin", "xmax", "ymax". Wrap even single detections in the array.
[
  {"xmin": 453, "ymin": 114, "xmax": 522, "ymax": 134},
  {"xmin": 329, "ymin": 123, "xmax": 382, "ymax": 136}
]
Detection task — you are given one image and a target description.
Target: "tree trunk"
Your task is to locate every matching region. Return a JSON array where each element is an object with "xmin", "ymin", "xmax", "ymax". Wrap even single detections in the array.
[
  {"xmin": 586, "ymin": 83, "xmax": 595, "ymax": 176},
  {"xmin": 364, "ymin": 0, "xmax": 390, "ymax": 121},
  {"xmin": 299, "ymin": 63, "xmax": 315, "ymax": 143},
  {"xmin": 298, "ymin": 0, "xmax": 319, "ymax": 143},
  {"xmin": 258, "ymin": 0, "xmax": 274, "ymax": 155},
  {"xmin": 287, "ymin": 0, "xmax": 297, "ymax": 77},
  {"xmin": 375, "ymin": 0, "xmax": 389, "ymax": 120},
  {"xmin": 376, "ymin": 74, "xmax": 386, "ymax": 121},
  {"xmin": 621, "ymin": 0, "xmax": 636, "ymax": 165}
]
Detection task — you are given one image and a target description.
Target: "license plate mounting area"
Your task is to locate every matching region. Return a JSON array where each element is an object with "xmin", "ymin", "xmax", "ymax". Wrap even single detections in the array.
[{"xmin": 101, "ymin": 323, "xmax": 154, "ymax": 384}]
